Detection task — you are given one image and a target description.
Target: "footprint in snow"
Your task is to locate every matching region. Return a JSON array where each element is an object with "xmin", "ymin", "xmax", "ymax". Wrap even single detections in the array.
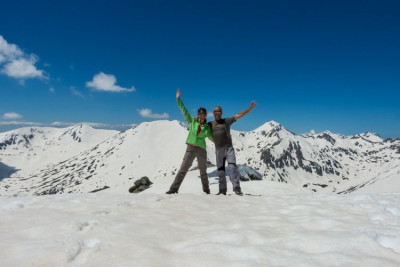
[
  {"xmin": 117, "ymin": 200, "xmax": 136, "ymax": 207},
  {"xmin": 92, "ymin": 210, "xmax": 110, "ymax": 216},
  {"xmin": 72, "ymin": 219, "xmax": 98, "ymax": 233},
  {"xmin": 66, "ymin": 238, "xmax": 101, "ymax": 263}
]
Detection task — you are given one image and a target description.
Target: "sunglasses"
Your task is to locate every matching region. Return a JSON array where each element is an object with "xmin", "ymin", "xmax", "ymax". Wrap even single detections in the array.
[
  {"xmin": 213, "ymin": 110, "xmax": 222, "ymax": 113},
  {"xmin": 198, "ymin": 113, "xmax": 207, "ymax": 116}
]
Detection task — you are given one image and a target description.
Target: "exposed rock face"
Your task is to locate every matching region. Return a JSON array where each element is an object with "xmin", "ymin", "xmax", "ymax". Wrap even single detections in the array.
[{"xmin": 207, "ymin": 164, "xmax": 262, "ymax": 181}]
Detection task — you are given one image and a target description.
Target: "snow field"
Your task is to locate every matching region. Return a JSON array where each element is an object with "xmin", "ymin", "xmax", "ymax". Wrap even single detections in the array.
[{"xmin": 1, "ymin": 171, "xmax": 399, "ymax": 267}]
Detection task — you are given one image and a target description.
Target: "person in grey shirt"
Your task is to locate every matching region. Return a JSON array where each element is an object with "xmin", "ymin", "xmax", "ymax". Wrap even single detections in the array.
[{"xmin": 208, "ymin": 101, "xmax": 256, "ymax": 195}]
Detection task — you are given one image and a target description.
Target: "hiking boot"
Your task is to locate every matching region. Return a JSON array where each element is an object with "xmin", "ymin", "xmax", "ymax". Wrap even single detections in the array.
[
  {"xmin": 234, "ymin": 190, "xmax": 243, "ymax": 196},
  {"xmin": 216, "ymin": 191, "xmax": 226, "ymax": 195},
  {"xmin": 203, "ymin": 189, "xmax": 210, "ymax": 194},
  {"xmin": 165, "ymin": 190, "xmax": 178, "ymax": 194}
]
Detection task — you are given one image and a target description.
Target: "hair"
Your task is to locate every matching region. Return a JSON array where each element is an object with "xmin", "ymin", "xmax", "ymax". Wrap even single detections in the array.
[
  {"xmin": 214, "ymin": 106, "xmax": 222, "ymax": 112},
  {"xmin": 198, "ymin": 107, "xmax": 207, "ymax": 114}
]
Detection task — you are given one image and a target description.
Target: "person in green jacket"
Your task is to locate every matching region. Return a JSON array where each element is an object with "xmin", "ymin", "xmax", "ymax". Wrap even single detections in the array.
[{"xmin": 166, "ymin": 88, "xmax": 213, "ymax": 194}]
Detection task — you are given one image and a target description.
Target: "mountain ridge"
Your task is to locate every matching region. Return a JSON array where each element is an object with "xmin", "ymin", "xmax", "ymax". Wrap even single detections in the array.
[{"xmin": 0, "ymin": 120, "xmax": 399, "ymax": 196}]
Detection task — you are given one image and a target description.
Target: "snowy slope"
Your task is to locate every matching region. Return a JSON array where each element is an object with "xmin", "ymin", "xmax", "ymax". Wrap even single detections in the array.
[
  {"xmin": 1, "ymin": 172, "xmax": 399, "ymax": 266},
  {"xmin": 0, "ymin": 120, "xmax": 215, "ymax": 196},
  {"xmin": 0, "ymin": 120, "xmax": 399, "ymax": 196},
  {"xmin": 341, "ymin": 164, "xmax": 400, "ymax": 194},
  {"xmin": 0, "ymin": 124, "xmax": 119, "ymax": 176}
]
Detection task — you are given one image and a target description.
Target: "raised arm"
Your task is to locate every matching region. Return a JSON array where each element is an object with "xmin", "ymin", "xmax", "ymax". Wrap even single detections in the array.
[
  {"xmin": 233, "ymin": 100, "xmax": 256, "ymax": 120},
  {"xmin": 176, "ymin": 88, "xmax": 193, "ymax": 124}
]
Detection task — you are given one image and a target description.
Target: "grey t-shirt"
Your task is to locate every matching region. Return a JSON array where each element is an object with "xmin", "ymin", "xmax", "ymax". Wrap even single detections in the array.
[{"xmin": 208, "ymin": 117, "xmax": 236, "ymax": 149}]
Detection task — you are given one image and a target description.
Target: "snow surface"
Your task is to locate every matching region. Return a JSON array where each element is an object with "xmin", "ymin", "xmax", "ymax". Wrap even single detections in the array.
[
  {"xmin": 1, "ymin": 169, "xmax": 400, "ymax": 267},
  {"xmin": 1, "ymin": 120, "xmax": 399, "ymax": 266}
]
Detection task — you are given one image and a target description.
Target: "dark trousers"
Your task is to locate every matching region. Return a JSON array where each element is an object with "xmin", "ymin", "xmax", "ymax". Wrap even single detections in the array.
[
  {"xmin": 169, "ymin": 145, "xmax": 209, "ymax": 192},
  {"xmin": 216, "ymin": 146, "xmax": 241, "ymax": 193}
]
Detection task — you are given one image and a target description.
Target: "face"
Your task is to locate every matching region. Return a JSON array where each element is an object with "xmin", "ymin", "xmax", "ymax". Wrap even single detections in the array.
[
  {"xmin": 198, "ymin": 111, "xmax": 207, "ymax": 123},
  {"xmin": 213, "ymin": 106, "xmax": 222, "ymax": 120}
]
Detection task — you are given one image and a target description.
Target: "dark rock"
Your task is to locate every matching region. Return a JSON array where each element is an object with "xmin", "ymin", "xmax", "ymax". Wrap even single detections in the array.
[
  {"xmin": 89, "ymin": 186, "xmax": 110, "ymax": 193},
  {"xmin": 129, "ymin": 176, "xmax": 153, "ymax": 193},
  {"xmin": 317, "ymin": 133, "xmax": 336, "ymax": 145},
  {"xmin": 312, "ymin": 183, "xmax": 328, "ymax": 188}
]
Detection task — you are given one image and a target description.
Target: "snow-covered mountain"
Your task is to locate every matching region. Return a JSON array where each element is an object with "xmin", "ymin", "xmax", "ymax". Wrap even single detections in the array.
[
  {"xmin": 0, "ymin": 121, "xmax": 196, "ymax": 195},
  {"xmin": 0, "ymin": 125, "xmax": 119, "ymax": 179},
  {"xmin": 0, "ymin": 120, "xmax": 399, "ymax": 196},
  {"xmin": 230, "ymin": 121, "xmax": 400, "ymax": 194}
]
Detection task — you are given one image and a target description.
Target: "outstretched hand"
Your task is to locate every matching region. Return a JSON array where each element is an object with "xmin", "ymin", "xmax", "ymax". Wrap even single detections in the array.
[
  {"xmin": 176, "ymin": 88, "xmax": 181, "ymax": 99},
  {"xmin": 250, "ymin": 100, "xmax": 257, "ymax": 110},
  {"xmin": 233, "ymin": 100, "xmax": 257, "ymax": 120}
]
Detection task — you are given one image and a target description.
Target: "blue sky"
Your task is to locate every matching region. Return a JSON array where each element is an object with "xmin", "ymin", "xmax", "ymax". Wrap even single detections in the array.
[{"xmin": 0, "ymin": 0, "xmax": 399, "ymax": 138}]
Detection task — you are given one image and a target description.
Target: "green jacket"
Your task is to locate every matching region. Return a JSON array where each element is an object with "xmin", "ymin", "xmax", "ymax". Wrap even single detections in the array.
[{"xmin": 177, "ymin": 98, "xmax": 213, "ymax": 150}]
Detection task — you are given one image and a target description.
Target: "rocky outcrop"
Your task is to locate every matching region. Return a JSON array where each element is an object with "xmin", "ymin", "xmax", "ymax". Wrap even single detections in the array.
[{"xmin": 129, "ymin": 176, "xmax": 153, "ymax": 193}]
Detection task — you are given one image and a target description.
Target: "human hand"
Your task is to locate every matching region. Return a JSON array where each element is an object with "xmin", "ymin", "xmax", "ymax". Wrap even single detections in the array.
[
  {"xmin": 176, "ymin": 88, "xmax": 181, "ymax": 99},
  {"xmin": 250, "ymin": 100, "xmax": 256, "ymax": 110}
]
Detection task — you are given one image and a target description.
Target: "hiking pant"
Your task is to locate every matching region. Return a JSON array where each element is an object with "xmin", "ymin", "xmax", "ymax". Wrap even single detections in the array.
[
  {"xmin": 169, "ymin": 145, "xmax": 209, "ymax": 192},
  {"xmin": 216, "ymin": 146, "xmax": 241, "ymax": 193}
]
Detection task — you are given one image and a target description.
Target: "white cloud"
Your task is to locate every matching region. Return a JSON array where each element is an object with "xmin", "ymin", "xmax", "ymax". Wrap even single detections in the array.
[
  {"xmin": 0, "ymin": 35, "xmax": 23, "ymax": 62},
  {"xmin": 70, "ymin": 86, "xmax": 84, "ymax": 98},
  {"xmin": 0, "ymin": 120, "xmax": 134, "ymax": 131},
  {"xmin": 0, "ymin": 35, "xmax": 45, "ymax": 80},
  {"xmin": 1, "ymin": 58, "xmax": 44, "ymax": 79},
  {"xmin": 49, "ymin": 87, "xmax": 55, "ymax": 93},
  {"xmin": 51, "ymin": 121, "xmax": 135, "ymax": 129},
  {"xmin": 137, "ymin": 108, "xmax": 169, "ymax": 119},
  {"xmin": 2, "ymin": 112, "xmax": 23, "ymax": 120},
  {"xmin": 0, "ymin": 121, "xmax": 41, "ymax": 126},
  {"xmin": 86, "ymin": 72, "xmax": 135, "ymax": 93},
  {"xmin": 50, "ymin": 121, "xmax": 75, "ymax": 127}
]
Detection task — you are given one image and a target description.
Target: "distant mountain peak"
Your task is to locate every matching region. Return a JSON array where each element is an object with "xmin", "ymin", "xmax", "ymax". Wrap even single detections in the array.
[
  {"xmin": 356, "ymin": 132, "xmax": 383, "ymax": 143},
  {"xmin": 267, "ymin": 120, "xmax": 281, "ymax": 126},
  {"xmin": 136, "ymin": 119, "xmax": 183, "ymax": 129},
  {"xmin": 254, "ymin": 120, "xmax": 283, "ymax": 132},
  {"xmin": 59, "ymin": 124, "xmax": 95, "ymax": 142}
]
